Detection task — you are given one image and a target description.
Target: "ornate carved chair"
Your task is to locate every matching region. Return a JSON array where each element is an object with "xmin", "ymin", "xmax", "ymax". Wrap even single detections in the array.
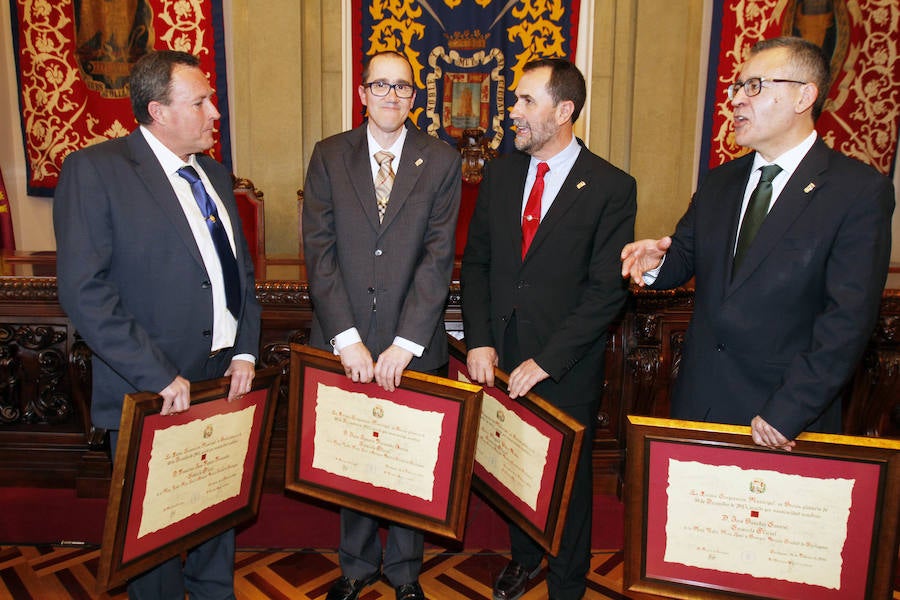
[{"xmin": 232, "ymin": 175, "xmax": 265, "ymax": 279}]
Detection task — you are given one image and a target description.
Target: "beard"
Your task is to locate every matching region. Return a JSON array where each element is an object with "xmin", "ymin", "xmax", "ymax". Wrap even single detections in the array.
[{"xmin": 513, "ymin": 117, "xmax": 556, "ymax": 155}]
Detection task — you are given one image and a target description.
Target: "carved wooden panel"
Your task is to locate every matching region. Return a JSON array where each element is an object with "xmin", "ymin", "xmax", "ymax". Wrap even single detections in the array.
[{"xmin": 0, "ymin": 274, "xmax": 896, "ymax": 499}]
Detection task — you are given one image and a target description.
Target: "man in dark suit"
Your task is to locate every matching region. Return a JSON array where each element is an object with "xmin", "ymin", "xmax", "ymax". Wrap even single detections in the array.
[
  {"xmin": 461, "ymin": 58, "xmax": 636, "ymax": 600},
  {"xmin": 302, "ymin": 50, "xmax": 461, "ymax": 600},
  {"xmin": 621, "ymin": 37, "xmax": 894, "ymax": 449},
  {"xmin": 54, "ymin": 50, "xmax": 260, "ymax": 599}
]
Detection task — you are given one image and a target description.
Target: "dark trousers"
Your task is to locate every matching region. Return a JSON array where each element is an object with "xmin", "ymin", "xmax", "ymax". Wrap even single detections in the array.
[
  {"xmin": 502, "ymin": 314, "xmax": 598, "ymax": 600},
  {"xmin": 109, "ymin": 350, "xmax": 238, "ymax": 600},
  {"xmin": 337, "ymin": 359, "xmax": 447, "ymax": 587},
  {"xmin": 338, "ymin": 509, "xmax": 424, "ymax": 586},
  {"xmin": 509, "ymin": 401, "xmax": 596, "ymax": 600}
]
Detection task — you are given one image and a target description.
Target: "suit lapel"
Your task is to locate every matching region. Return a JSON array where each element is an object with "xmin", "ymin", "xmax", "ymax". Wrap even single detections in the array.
[
  {"xmin": 380, "ymin": 127, "xmax": 426, "ymax": 229},
  {"xmin": 126, "ymin": 132, "xmax": 206, "ymax": 270},
  {"xmin": 522, "ymin": 148, "xmax": 587, "ymax": 262},
  {"xmin": 727, "ymin": 140, "xmax": 830, "ymax": 293},
  {"xmin": 343, "ymin": 126, "xmax": 382, "ymax": 230},
  {"xmin": 502, "ymin": 154, "xmax": 530, "ymax": 263},
  {"xmin": 715, "ymin": 158, "xmax": 754, "ymax": 289},
  {"xmin": 200, "ymin": 155, "xmax": 253, "ymax": 291}
]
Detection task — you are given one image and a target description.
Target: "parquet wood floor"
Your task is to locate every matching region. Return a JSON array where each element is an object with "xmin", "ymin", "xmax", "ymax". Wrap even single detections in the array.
[
  {"xmin": 0, "ymin": 545, "xmax": 645, "ymax": 599},
  {"xmin": 1, "ymin": 545, "xmax": 898, "ymax": 599}
]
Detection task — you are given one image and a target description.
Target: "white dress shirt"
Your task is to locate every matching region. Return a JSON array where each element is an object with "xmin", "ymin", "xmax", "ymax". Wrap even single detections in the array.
[
  {"xmin": 140, "ymin": 126, "xmax": 253, "ymax": 362},
  {"xmin": 521, "ymin": 134, "xmax": 582, "ymax": 220},
  {"xmin": 644, "ymin": 131, "xmax": 818, "ymax": 283}
]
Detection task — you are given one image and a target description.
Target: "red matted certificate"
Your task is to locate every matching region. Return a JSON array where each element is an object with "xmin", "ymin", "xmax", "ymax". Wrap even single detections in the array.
[
  {"xmin": 624, "ymin": 416, "xmax": 900, "ymax": 600},
  {"xmin": 137, "ymin": 404, "xmax": 257, "ymax": 537},
  {"xmin": 285, "ymin": 344, "xmax": 482, "ymax": 540},
  {"xmin": 309, "ymin": 374, "xmax": 444, "ymax": 502},
  {"xmin": 96, "ymin": 368, "xmax": 281, "ymax": 591},
  {"xmin": 447, "ymin": 336, "xmax": 583, "ymax": 555}
]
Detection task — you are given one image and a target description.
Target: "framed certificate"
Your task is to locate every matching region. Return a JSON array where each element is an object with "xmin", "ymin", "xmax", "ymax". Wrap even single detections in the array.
[
  {"xmin": 447, "ymin": 335, "xmax": 584, "ymax": 555},
  {"xmin": 624, "ymin": 415, "xmax": 900, "ymax": 600},
  {"xmin": 96, "ymin": 367, "xmax": 282, "ymax": 590},
  {"xmin": 285, "ymin": 344, "xmax": 483, "ymax": 541}
]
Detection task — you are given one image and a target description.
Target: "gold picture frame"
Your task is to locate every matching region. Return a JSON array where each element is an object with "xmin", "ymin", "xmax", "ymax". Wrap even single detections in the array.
[{"xmin": 96, "ymin": 366, "xmax": 281, "ymax": 590}]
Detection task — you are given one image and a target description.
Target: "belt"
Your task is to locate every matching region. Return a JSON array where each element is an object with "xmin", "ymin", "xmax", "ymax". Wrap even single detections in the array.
[{"xmin": 209, "ymin": 347, "xmax": 232, "ymax": 358}]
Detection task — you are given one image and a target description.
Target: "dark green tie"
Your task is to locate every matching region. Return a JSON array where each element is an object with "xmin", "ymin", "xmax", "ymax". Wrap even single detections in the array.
[{"xmin": 733, "ymin": 164, "xmax": 782, "ymax": 274}]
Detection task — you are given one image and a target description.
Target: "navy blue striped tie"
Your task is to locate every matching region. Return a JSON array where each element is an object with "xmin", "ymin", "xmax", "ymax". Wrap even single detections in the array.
[{"xmin": 177, "ymin": 166, "xmax": 241, "ymax": 317}]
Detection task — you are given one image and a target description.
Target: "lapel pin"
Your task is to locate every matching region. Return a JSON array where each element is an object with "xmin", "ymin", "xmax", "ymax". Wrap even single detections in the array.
[
  {"xmin": 576, "ymin": 181, "xmax": 586, "ymax": 189},
  {"xmin": 804, "ymin": 183, "xmax": 816, "ymax": 193},
  {"xmin": 415, "ymin": 158, "xmax": 424, "ymax": 167}
]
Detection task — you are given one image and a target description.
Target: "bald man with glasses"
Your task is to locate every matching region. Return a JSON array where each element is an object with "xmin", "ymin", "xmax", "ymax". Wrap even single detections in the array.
[{"xmin": 621, "ymin": 36, "xmax": 893, "ymax": 450}]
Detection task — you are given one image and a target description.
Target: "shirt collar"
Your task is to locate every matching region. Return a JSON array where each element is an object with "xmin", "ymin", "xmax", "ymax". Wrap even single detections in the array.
[
  {"xmin": 139, "ymin": 125, "xmax": 200, "ymax": 175},
  {"xmin": 751, "ymin": 130, "xmax": 817, "ymax": 176},
  {"xmin": 366, "ymin": 124, "xmax": 408, "ymax": 158},
  {"xmin": 530, "ymin": 134, "xmax": 580, "ymax": 172}
]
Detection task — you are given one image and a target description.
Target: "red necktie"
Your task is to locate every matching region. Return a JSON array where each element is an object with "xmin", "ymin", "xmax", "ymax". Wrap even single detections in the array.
[{"xmin": 522, "ymin": 162, "xmax": 549, "ymax": 259}]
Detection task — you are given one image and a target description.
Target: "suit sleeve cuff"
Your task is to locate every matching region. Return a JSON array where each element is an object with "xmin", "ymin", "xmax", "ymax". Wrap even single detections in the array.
[{"xmin": 642, "ymin": 254, "xmax": 666, "ymax": 285}]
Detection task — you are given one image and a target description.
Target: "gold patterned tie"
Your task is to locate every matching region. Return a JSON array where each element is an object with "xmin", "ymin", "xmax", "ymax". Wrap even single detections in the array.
[{"xmin": 374, "ymin": 150, "xmax": 395, "ymax": 223}]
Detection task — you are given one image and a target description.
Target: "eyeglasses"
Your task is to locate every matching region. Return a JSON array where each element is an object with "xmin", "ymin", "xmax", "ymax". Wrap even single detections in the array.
[
  {"xmin": 726, "ymin": 77, "xmax": 806, "ymax": 101},
  {"xmin": 363, "ymin": 81, "xmax": 415, "ymax": 98}
]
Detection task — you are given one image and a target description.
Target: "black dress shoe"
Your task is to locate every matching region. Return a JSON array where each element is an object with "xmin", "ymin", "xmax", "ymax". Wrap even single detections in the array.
[
  {"xmin": 492, "ymin": 561, "xmax": 541, "ymax": 600},
  {"xmin": 325, "ymin": 573, "xmax": 380, "ymax": 600},
  {"xmin": 395, "ymin": 581, "xmax": 426, "ymax": 600}
]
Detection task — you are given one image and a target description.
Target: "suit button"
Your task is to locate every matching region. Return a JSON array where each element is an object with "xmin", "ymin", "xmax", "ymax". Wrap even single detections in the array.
[
  {"xmin": 716, "ymin": 344, "xmax": 725, "ymax": 351},
  {"xmin": 201, "ymin": 280, "xmax": 211, "ymax": 289},
  {"xmin": 367, "ymin": 287, "xmax": 375, "ymax": 293},
  {"xmin": 203, "ymin": 330, "xmax": 212, "ymax": 337},
  {"xmin": 374, "ymin": 249, "xmax": 383, "ymax": 256}
]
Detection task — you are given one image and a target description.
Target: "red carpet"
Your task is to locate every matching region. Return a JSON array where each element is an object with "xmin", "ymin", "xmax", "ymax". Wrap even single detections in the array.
[{"xmin": 0, "ymin": 487, "xmax": 624, "ymax": 550}]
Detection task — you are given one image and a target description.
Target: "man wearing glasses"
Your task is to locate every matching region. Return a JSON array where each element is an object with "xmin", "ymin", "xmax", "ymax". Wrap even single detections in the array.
[
  {"xmin": 621, "ymin": 36, "xmax": 893, "ymax": 449},
  {"xmin": 302, "ymin": 50, "xmax": 461, "ymax": 600}
]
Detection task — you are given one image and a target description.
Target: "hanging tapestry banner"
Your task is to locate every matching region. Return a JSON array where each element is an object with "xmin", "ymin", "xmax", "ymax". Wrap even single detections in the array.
[
  {"xmin": 351, "ymin": 0, "xmax": 581, "ymax": 155},
  {"xmin": 9, "ymin": 0, "xmax": 232, "ymax": 196},
  {"xmin": 0, "ymin": 166, "xmax": 14, "ymax": 252},
  {"xmin": 701, "ymin": 0, "xmax": 900, "ymax": 176}
]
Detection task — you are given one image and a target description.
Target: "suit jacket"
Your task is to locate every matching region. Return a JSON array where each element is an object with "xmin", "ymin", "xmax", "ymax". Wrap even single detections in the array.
[
  {"xmin": 302, "ymin": 123, "xmax": 461, "ymax": 371},
  {"xmin": 54, "ymin": 130, "xmax": 261, "ymax": 429},
  {"xmin": 461, "ymin": 141, "xmax": 636, "ymax": 407},
  {"xmin": 655, "ymin": 137, "xmax": 894, "ymax": 438}
]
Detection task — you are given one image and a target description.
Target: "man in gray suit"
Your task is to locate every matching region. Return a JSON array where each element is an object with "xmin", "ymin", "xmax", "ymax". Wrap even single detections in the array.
[
  {"xmin": 302, "ymin": 51, "xmax": 461, "ymax": 600},
  {"xmin": 54, "ymin": 50, "xmax": 261, "ymax": 599}
]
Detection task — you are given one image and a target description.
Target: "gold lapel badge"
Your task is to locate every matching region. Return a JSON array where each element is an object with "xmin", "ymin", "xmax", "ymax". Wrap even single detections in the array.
[
  {"xmin": 804, "ymin": 183, "xmax": 816, "ymax": 193},
  {"xmin": 415, "ymin": 158, "xmax": 424, "ymax": 166},
  {"xmin": 576, "ymin": 181, "xmax": 586, "ymax": 189}
]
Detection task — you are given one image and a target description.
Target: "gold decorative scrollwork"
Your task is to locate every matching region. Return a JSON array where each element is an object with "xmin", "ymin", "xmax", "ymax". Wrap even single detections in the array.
[
  {"xmin": 710, "ymin": 0, "xmax": 899, "ymax": 174},
  {"xmin": 709, "ymin": 0, "xmax": 785, "ymax": 166},
  {"xmin": 506, "ymin": 0, "xmax": 567, "ymax": 89},
  {"xmin": 16, "ymin": 0, "xmax": 214, "ymax": 186},
  {"xmin": 19, "ymin": 0, "xmax": 100, "ymax": 182},
  {"xmin": 157, "ymin": 0, "xmax": 208, "ymax": 56},
  {"xmin": 817, "ymin": 0, "xmax": 899, "ymax": 173},
  {"xmin": 366, "ymin": 0, "xmax": 428, "ymax": 88}
]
